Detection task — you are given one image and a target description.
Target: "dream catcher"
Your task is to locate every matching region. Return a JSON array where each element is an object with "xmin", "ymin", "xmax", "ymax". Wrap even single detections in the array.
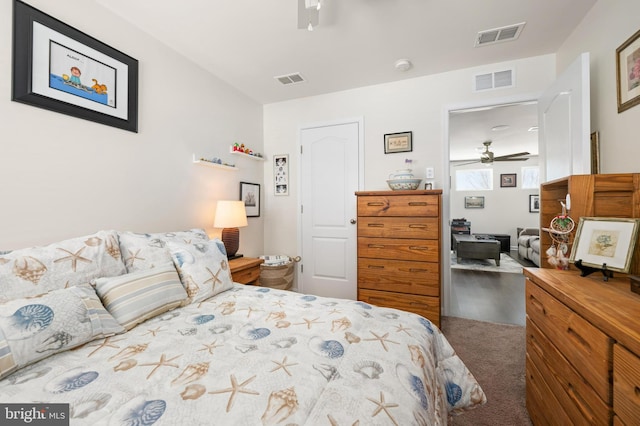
[{"xmin": 543, "ymin": 194, "xmax": 575, "ymax": 270}]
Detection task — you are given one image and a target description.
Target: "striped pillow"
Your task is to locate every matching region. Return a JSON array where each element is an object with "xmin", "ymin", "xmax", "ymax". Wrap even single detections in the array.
[{"xmin": 93, "ymin": 263, "xmax": 187, "ymax": 330}]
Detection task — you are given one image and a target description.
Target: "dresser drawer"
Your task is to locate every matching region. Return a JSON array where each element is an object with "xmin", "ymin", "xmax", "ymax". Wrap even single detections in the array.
[
  {"xmin": 357, "ymin": 216, "xmax": 439, "ymax": 239},
  {"xmin": 614, "ymin": 344, "xmax": 640, "ymax": 424},
  {"xmin": 358, "ymin": 237, "xmax": 439, "ymax": 262},
  {"xmin": 526, "ymin": 280, "xmax": 612, "ymax": 402},
  {"xmin": 358, "ymin": 258, "xmax": 439, "ymax": 297},
  {"xmin": 526, "ymin": 318, "xmax": 610, "ymax": 424},
  {"xmin": 357, "ymin": 195, "xmax": 439, "ymax": 217},
  {"xmin": 358, "ymin": 288, "xmax": 439, "ymax": 327},
  {"xmin": 526, "ymin": 354, "xmax": 573, "ymax": 426}
]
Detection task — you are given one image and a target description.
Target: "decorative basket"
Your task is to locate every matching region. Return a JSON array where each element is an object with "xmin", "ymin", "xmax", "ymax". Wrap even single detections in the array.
[{"xmin": 259, "ymin": 257, "xmax": 295, "ymax": 290}]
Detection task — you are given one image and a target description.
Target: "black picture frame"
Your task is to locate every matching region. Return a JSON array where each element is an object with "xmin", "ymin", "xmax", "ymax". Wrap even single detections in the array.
[
  {"xmin": 384, "ymin": 131, "xmax": 412, "ymax": 154},
  {"xmin": 500, "ymin": 173, "xmax": 517, "ymax": 188},
  {"xmin": 529, "ymin": 194, "xmax": 540, "ymax": 213},
  {"xmin": 12, "ymin": 0, "xmax": 139, "ymax": 132},
  {"xmin": 240, "ymin": 182, "xmax": 260, "ymax": 217}
]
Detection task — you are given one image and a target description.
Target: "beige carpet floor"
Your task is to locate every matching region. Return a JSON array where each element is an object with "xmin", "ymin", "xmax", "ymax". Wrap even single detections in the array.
[{"xmin": 440, "ymin": 316, "xmax": 532, "ymax": 426}]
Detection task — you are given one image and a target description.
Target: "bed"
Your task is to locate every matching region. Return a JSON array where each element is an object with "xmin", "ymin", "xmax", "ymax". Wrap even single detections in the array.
[{"xmin": 0, "ymin": 229, "xmax": 485, "ymax": 425}]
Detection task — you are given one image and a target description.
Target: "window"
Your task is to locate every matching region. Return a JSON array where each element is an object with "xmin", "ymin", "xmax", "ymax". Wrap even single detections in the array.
[
  {"xmin": 521, "ymin": 166, "xmax": 540, "ymax": 189},
  {"xmin": 455, "ymin": 169, "xmax": 493, "ymax": 191}
]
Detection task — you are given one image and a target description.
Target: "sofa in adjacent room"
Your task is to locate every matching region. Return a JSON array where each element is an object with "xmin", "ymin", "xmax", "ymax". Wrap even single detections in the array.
[{"xmin": 517, "ymin": 227, "xmax": 540, "ymax": 266}]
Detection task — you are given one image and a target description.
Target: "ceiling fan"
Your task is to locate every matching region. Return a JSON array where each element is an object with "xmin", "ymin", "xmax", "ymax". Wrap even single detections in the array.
[{"xmin": 455, "ymin": 140, "xmax": 530, "ymax": 166}]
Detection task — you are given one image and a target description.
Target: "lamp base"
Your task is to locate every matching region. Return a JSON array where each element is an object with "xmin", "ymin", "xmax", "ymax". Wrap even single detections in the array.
[
  {"xmin": 221, "ymin": 227, "xmax": 240, "ymax": 257},
  {"xmin": 227, "ymin": 254, "xmax": 244, "ymax": 260}
]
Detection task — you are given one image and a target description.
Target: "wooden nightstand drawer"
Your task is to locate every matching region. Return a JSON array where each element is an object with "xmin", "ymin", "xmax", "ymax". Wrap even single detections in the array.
[
  {"xmin": 357, "ymin": 195, "xmax": 439, "ymax": 217},
  {"xmin": 614, "ymin": 344, "xmax": 640, "ymax": 424},
  {"xmin": 229, "ymin": 257, "xmax": 263, "ymax": 285},
  {"xmin": 357, "ymin": 216, "xmax": 439, "ymax": 239},
  {"xmin": 526, "ymin": 280, "xmax": 612, "ymax": 402},
  {"xmin": 232, "ymin": 266, "xmax": 261, "ymax": 284}
]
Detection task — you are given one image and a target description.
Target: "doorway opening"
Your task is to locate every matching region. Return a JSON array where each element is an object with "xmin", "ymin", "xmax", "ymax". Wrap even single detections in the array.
[{"xmin": 444, "ymin": 99, "xmax": 539, "ymax": 326}]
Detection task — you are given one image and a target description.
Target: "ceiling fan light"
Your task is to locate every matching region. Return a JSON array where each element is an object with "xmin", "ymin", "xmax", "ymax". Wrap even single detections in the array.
[{"xmin": 481, "ymin": 151, "xmax": 494, "ymax": 163}]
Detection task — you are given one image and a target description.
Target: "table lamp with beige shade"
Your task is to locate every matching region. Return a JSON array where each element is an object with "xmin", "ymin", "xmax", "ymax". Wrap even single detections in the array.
[{"xmin": 213, "ymin": 200, "xmax": 248, "ymax": 259}]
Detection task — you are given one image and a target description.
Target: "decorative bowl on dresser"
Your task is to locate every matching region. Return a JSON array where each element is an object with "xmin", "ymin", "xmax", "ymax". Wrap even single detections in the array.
[{"xmin": 355, "ymin": 189, "xmax": 442, "ymax": 327}]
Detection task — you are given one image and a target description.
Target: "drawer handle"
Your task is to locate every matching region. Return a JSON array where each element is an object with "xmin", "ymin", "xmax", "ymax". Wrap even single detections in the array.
[
  {"xmin": 367, "ymin": 223, "xmax": 384, "ymax": 228},
  {"xmin": 409, "ymin": 268, "xmax": 427, "ymax": 273},
  {"xmin": 528, "ymin": 332, "xmax": 544, "ymax": 355},
  {"xmin": 567, "ymin": 327, "xmax": 591, "ymax": 351},
  {"xmin": 409, "ymin": 302, "xmax": 430, "ymax": 308},
  {"xmin": 636, "ymin": 386, "xmax": 640, "ymax": 399},
  {"xmin": 408, "ymin": 224, "xmax": 427, "ymax": 228},
  {"xmin": 410, "ymin": 246, "xmax": 429, "ymax": 251},
  {"xmin": 408, "ymin": 202, "xmax": 427, "ymax": 206},
  {"xmin": 528, "ymin": 295, "xmax": 546, "ymax": 315},
  {"xmin": 367, "ymin": 265, "xmax": 385, "ymax": 269},
  {"xmin": 368, "ymin": 244, "xmax": 385, "ymax": 248},
  {"xmin": 567, "ymin": 383, "xmax": 595, "ymax": 421},
  {"xmin": 367, "ymin": 202, "xmax": 385, "ymax": 206}
]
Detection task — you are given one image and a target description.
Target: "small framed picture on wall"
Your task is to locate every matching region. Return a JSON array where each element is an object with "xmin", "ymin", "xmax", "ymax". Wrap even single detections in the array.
[
  {"xmin": 464, "ymin": 196, "xmax": 485, "ymax": 209},
  {"xmin": 240, "ymin": 182, "xmax": 260, "ymax": 217},
  {"xmin": 274, "ymin": 154, "xmax": 289, "ymax": 196},
  {"xmin": 500, "ymin": 173, "xmax": 517, "ymax": 188},
  {"xmin": 529, "ymin": 195, "xmax": 540, "ymax": 213}
]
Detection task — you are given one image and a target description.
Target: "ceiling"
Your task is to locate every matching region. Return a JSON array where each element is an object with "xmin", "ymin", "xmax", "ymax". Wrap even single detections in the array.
[
  {"xmin": 449, "ymin": 102, "xmax": 539, "ymax": 162},
  {"xmin": 95, "ymin": 0, "xmax": 597, "ymax": 105}
]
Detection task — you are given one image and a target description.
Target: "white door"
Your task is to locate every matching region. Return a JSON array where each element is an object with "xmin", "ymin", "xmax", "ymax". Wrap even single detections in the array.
[
  {"xmin": 300, "ymin": 120, "xmax": 361, "ymax": 299},
  {"xmin": 538, "ymin": 52, "xmax": 591, "ymax": 182}
]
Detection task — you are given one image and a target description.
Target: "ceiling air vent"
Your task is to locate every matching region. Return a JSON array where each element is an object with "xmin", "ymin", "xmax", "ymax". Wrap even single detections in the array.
[
  {"xmin": 275, "ymin": 72, "xmax": 306, "ymax": 85},
  {"xmin": 475, "ymin": 22, "xmax": 526, "ymax": 47},
  {"xmin": 473, "ymin": 69, "xmax": 514, "ymax": 92}
]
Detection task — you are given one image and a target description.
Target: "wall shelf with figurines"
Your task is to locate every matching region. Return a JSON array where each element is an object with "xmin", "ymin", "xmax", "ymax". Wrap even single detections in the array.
[
  {"xmin": 230, "ymin": 143, "xmax": 265, "ymax": 161},
  {"xmin": 192, "ymin": 154, "xmax": 238, "ymax": 171}
]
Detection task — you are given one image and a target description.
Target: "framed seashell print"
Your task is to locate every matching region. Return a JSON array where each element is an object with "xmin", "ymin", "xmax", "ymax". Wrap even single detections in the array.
[{"xmin": 12, "ymin": 0, "xmax": 138, "ymax": 132}]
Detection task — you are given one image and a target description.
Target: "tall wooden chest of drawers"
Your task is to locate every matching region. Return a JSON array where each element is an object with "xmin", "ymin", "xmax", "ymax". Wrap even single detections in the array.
[
  {"xmin": 355, "ymin": 190, "xmax": 442, "ymax": 327},
  {"xmin": 524, "ymin": 268, "xmax": 640, "ymax": 425}
]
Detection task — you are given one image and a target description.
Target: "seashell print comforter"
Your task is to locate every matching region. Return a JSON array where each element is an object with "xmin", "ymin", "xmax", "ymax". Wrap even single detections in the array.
[{"xmin": 0, "ymin": 284, "xmax": 486, "ymax": 425}]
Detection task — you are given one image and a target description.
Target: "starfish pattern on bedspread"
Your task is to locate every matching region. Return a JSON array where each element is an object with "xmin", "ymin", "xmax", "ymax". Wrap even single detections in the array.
[
  {"xmin": 210, "ymin": 374, "xmax": 260, "ymax": 412},
  {"xmin": 138, "ymin": 353, "xmax": 182, "ymax": 379}
]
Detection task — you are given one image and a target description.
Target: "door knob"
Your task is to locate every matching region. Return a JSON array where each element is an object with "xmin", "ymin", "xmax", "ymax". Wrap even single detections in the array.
[{"xmin": 350, "ymin": 219, "xmax": 357, "ymax": 224}]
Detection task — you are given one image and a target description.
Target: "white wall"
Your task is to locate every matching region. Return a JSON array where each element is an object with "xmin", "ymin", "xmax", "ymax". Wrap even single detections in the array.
[
  {"xmin": 557, "ymin": 0, "xmax": 640, "ymax": 174},
  {"xmin": 0, "ymin": 0, "xmax": 264, "ymax": 255},
  {"xmin": 450, "ymin": 158, "xmax": 540, "ymax": 249},
  {"xmin": 263, "ymin": 54, "xmax": 556, "ymax": 258}
]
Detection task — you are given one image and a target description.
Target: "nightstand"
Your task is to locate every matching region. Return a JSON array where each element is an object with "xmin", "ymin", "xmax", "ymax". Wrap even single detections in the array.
[{"xmin": 229, "ymin": 257, "xmax": 263, "ymax": 285}]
